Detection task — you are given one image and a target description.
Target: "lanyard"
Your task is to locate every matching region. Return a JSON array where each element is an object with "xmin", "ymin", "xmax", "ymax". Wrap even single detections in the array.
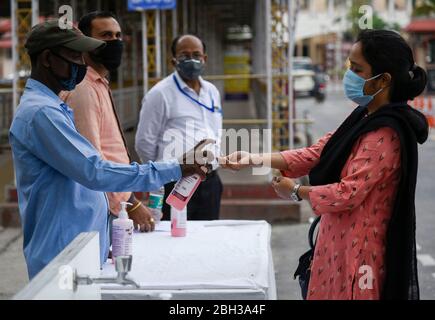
[{"xmin": 173, "ymin": 75, "xmax": 222, "ymax": 114}]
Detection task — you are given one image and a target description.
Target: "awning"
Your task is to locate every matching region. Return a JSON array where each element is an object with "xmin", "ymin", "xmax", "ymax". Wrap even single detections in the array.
[
  {"xmin": 0, "ymin": 19, "xmax": 11, "ymax": 33},
  {"xmin": 404, "ymin": 19, "xmax": 435, "ymax": 33}
]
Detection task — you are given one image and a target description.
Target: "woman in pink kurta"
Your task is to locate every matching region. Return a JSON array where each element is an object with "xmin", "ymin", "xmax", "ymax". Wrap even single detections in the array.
[
  {"xmin": 221, "ymin": 30, "xmax": 428, "ymax": 300},
  {"xmin": 280, "ymin": 127, "xmax": 401, "ymax": 299}
]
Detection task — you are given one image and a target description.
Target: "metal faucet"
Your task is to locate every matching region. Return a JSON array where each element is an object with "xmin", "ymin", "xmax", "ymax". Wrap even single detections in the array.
[{"xmin": 74, "ymin": 255, "xmax": 140, "ymax": 291}]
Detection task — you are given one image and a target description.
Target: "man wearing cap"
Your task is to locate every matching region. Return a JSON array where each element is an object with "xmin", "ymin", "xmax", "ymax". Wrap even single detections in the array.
[{"xmin": 9, "ymin": 20, "xmax": 213, "ymax": 279}]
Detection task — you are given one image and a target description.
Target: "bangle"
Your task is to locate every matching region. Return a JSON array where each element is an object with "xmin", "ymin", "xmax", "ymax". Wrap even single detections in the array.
[{"xmin": 128, "ymin": 201, "xmax": 142, "ymax": 213}]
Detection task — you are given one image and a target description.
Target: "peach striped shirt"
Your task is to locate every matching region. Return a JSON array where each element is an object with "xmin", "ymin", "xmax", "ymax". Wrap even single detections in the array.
[{"xmin": 60, "ymin": 66, "xmax": 131, "ymax": 215}]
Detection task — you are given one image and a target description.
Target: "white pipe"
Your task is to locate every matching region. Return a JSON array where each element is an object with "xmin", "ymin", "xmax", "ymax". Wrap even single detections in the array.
[
  {"xmin": 155, "ymin": 10, "xmax": 162, "ymax": 79},
  {"xmin": 161, "ymin": 10, "xmax": 167, "ymax": 76},
  {"xmin": 328, "ymin": 0, "xmax": 334, "ymax": 16},
  {"xmin": 172, "ymin": 7, "xmax": 178, "ymax": 38},
  {"xmin": 132, "ymin": 26, "xmax": 139, "ymax": 115},
  {"xmin": 32, "ymin": 0, "xmax": 39, "ymax": 26},
  {"xmin": 183, "ymin": 0, "xmax": 188, "ymax": 33},
  {"xmin": 71, "ymin": 0, "xmax": 77, "ymax": 21},
  {"xmin": 388, "ymin": 0, "xmax": 394, "ymax": 17},
  {"xmin": 142, "ymin": 11, "xmax": 148, "ymax": 94},
  {"xmin": 288, "ymin": 0, "xmax": 295, "ymax": 151},
  {"xmin": 407, "ymin": 0, "xmax": 413, "ymax": 15},
  {"xmin": 266, "ymin": 0, "xmax": 272, "ymax": 153},
  {"xmin": 11, "ymin": 0, "xmax": 18, "ymax": 117}
]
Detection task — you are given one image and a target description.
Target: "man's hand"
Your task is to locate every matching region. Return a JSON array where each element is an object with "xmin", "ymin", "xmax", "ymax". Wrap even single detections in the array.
[
  {"xmin": 179, "ymin": 139, "xmax": 215, "ymax": 180},
  {"xmin": 271, "ymin": 176, "xmax": 296, "ymax": 199},
  {"xmin": 218, "ymin": 151, "xmax": 260, "ymax": 171},
  {"xmin": 128, "ymin": 200, "xmax": 155, "ymax": 232}
]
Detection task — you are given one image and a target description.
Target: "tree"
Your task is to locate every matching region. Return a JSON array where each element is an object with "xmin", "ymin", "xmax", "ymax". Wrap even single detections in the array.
[{"xmin": 413, "ymin": 0, "xmax": 435, "ymax": 17}]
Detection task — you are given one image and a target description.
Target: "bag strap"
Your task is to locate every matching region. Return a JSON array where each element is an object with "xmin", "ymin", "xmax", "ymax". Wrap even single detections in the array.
[{"xmin": 308, "ymin": 216, "xmax": 321, "ymax": 249}]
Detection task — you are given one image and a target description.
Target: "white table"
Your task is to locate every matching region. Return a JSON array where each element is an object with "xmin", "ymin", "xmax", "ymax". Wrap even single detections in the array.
[{"xmin": 101, "ymin": 220, "xmax": 277, "ymax": 300}]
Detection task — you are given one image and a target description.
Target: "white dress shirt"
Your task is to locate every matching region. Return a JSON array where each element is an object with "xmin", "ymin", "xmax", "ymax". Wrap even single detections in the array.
[{"xmin": 135, "ymin": 71, "xmax": 222, "ymax": 164}]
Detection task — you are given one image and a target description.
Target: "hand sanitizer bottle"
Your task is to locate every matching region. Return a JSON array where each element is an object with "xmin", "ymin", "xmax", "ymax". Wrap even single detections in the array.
[
  {"xmin": 166, "ymin": 174, "xmax": 202, "ymax": 211},
  {"xmin": 171, "ymin": 206, "xmax": 187, "ymax": 237},
  {"xmin": 112, "ymin": 202, "xmax": 134, "ymax": 261},
  {"xmin": 166, "ymin": 143, "xmax": 218, "ymax": 211}
]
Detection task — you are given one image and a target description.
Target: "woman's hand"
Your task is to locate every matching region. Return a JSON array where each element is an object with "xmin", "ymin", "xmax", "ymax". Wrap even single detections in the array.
[
  {"xmin": 271, "ymin": 176, "xmax": 296, "ymax": 199},
  {"xmin": 218, "ymin": 152, "xmax": 289, "ymax": 171},
  {"xmin": 218, "ymin": 151, "xmax": 257, "ymax": 171}
]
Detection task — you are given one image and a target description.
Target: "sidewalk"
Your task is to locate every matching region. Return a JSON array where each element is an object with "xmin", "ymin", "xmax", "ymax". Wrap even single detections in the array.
[{"xmin": 0, "ymin": 226, "xmax": 27, "ymax": 299}]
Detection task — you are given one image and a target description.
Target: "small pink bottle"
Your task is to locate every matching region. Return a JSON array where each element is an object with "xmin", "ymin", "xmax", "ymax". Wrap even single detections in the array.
[
  {"xmin": 166, "ymin": 174, "xmax": 201, "ymax": 210},
  {"xmin": 171, "ymin": 206, "xmax": 187, "ymax": 237}
]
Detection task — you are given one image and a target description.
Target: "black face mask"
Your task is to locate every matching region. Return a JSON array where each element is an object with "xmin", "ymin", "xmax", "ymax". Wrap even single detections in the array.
[{"xmin": 90, "ymin": 39, "xmax": 124, "ymax": 71}]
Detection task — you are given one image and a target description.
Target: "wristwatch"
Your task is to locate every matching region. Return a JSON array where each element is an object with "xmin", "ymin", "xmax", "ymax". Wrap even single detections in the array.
[{"xmin": 290, "ymin": 183, "xmax": 302, "ymax": 202}]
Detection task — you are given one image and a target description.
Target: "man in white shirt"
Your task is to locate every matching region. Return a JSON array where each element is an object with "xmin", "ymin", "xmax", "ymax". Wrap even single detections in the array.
[{"xmin": 135, "ymin": 34, "xmax": 223, "ymax": 220}]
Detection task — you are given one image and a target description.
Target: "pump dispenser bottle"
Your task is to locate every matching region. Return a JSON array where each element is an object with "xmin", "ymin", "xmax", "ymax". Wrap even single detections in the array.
[{"xmin": 112, "ymin": 202, "xmax": 134, "ymax": 260}]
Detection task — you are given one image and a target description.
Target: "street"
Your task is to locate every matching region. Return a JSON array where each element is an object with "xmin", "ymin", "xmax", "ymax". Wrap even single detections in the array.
[{"xmin": 285, "ymin": 89, "xmax": 435, "ymax": 299}]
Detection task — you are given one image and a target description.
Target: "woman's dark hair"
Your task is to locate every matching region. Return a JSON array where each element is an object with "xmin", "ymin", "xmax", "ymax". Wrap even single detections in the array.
[
  {"xmin": 78, "ymin": 11, "xmax": 118, "ymax": 36},
  {"xmin": 357, "ymin": 29, "xmax": 427, "ymax": 102}
]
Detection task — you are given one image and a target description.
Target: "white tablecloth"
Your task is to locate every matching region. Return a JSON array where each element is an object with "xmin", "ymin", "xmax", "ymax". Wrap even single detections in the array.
[{"xmin": 101, "ymin": 220, "xmax": 276, "ymax": 300}]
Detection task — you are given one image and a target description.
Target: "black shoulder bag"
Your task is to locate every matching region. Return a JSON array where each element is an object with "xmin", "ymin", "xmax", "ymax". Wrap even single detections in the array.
[{"xmin": 293, "ymin": 216, "xmax": 321, "ymax": 300}]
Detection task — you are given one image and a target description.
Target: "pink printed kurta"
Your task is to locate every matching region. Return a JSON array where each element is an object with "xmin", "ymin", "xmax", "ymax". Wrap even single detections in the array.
[{"xmin": 281, "ymin": 127, "xmax": 401, "ymax": 300}]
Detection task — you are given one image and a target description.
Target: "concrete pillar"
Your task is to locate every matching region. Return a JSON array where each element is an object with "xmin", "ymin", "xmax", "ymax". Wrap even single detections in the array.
[
  {"xmin": 328, "ymin": 0, "xmax": 334, "ymax": 16},
  {"xmin": 406, "ymin": 0, "xmax": 413, "ymax": 15},
  {"xmin": 388, "ymin": 0, "xmax": 395, "ymax": 18}
]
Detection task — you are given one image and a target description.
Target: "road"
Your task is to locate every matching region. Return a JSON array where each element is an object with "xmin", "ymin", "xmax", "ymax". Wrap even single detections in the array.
[{"xmin": 292, "ymin": 90, "xmax": 435, "ymax": 299}]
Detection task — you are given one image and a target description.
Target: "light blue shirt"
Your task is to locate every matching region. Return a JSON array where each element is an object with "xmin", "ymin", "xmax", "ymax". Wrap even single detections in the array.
[{"xmin": 9, "ymin": 79, "xmax": 182, "ymax": 279}]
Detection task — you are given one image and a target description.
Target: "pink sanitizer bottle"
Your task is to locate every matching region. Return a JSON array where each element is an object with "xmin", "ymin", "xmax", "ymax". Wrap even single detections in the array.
[
  {"xmin": 171, "ymin": 206, "xmax": 187, "ymax": 237},
  {"xmin": 166, "ymin": 174, "xmax": 202, "ymax": 210}
]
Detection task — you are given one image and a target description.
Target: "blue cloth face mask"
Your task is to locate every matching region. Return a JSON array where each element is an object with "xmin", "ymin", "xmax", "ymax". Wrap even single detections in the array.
[
  {"xmin": 50, "ymin": 51, "xmax": 87, "ymax": 91},
  {"xmin": 343, "ymin": 69, "xmax": 384, "ymax": 106}
]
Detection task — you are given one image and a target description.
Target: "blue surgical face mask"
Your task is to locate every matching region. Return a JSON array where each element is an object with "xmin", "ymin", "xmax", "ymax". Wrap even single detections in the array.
[{"xmin": 343, "ymin": 69, "xmax": 384, "ymax": 106}]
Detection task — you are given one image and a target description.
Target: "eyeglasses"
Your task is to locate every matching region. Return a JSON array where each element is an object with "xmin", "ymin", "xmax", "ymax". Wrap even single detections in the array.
[{"xmin": 176, "ymin": 53, "xmax": 204, "ymax": 61}]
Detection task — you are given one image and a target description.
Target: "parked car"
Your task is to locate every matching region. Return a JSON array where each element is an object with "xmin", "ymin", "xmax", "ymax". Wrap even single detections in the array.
[{"xmin": 293, "ymin": 57, "xmax": 327, "ymax": 102}]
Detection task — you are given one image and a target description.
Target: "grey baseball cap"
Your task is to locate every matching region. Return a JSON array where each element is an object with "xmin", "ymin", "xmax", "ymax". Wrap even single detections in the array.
[{"xmin": 25, "ymin": 19, "xmax": 105, "ymax": 55}]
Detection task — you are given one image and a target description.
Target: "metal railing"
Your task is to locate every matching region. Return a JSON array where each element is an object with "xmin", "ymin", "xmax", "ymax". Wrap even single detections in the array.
[{"xmin": 1, "ymin": 81, "xmax": 315, "ymax": 148}]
